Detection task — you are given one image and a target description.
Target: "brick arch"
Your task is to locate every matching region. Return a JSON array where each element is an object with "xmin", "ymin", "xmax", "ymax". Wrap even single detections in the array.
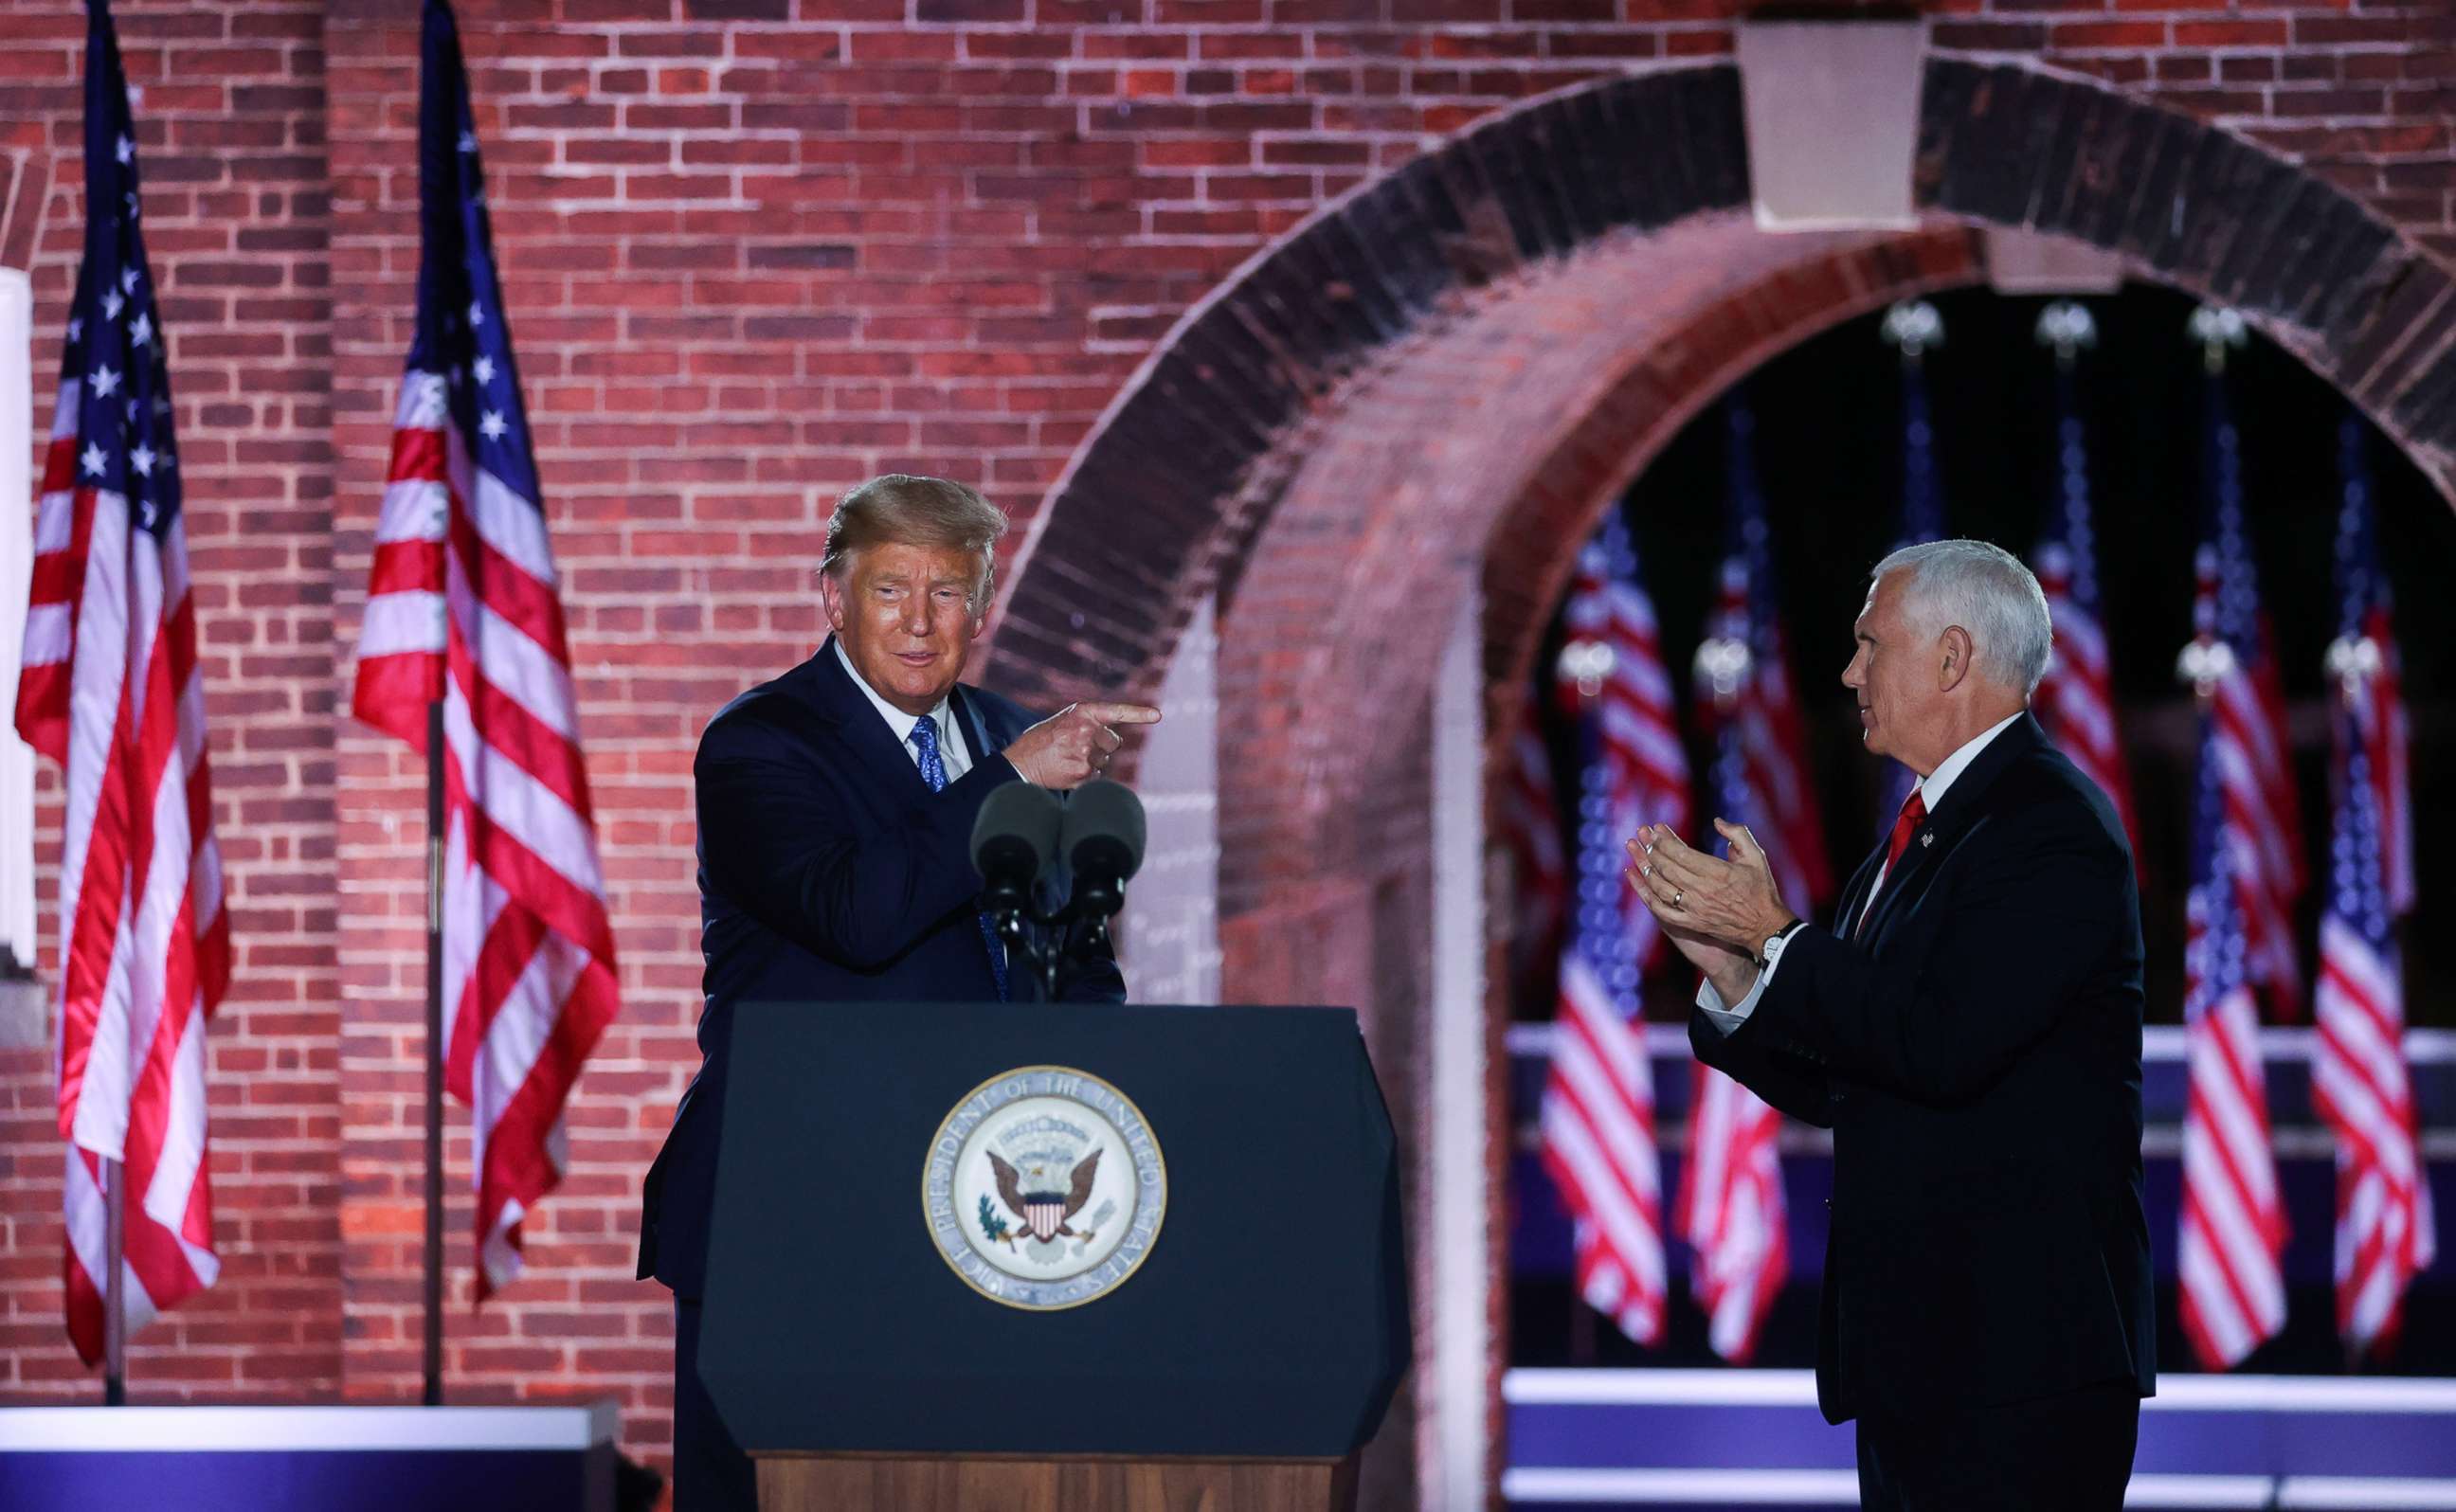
[
  {"xmin": 986, "ymin": 55, "xmax": 2456, "ymax": 722},
  {"xmin": 984, "ymin": 63, "xmax": 1750, "ymax": 710}
]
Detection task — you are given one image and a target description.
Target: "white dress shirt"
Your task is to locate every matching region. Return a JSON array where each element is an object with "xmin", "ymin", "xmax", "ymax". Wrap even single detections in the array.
[
  {"xmin": 1698, "ymin": 709, "xmax": 2024, "ymax": 1035},
  {"xmin": 834, "ymin": 638, "xmax": 973, "ymax": 781}
]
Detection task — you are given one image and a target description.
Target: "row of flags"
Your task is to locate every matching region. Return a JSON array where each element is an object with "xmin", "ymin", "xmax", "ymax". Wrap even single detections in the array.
[
  {"xmin": 1519, "ymin": 333, "xmax": 2427, "ymax": 1366},
  {"xmin": 2179, "ymin": 391, "xmax": 2429, "ymax": 1369},
  {"xmin": 15, "ymin": 0, "xmax": 614, "ymax": 1360},
  {"xmin": 1535, "ymin": 405, "xmax": 1830, "ymax": 1364}
]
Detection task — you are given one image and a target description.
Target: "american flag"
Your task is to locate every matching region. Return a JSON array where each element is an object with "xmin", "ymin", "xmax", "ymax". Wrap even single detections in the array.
[
  {"xmin": 1672, "ymin": 401, "xmax": 1824, "ymax": 1363},
  {"xmin": 1538, "ymin": 509, "xmax": 1676, "ymax": 1346},
  {"xmin": 2176, "ymin": 676, "xmax": 2288, "ymax": 1369},
  {"xmin": 2312, "ymin": 414, "xmax": 2431, "ymax": 1358},
  {"xmin": 1499, "ymin": 699, "xmax": 1565, "ymax": 979},
  {"xmin": 1676, "ymin": 708, "xmax": 1789, "ymax": 1363},
  {"xmin": 1697, "ymin": 402, "xmax": 1832, "ymax": 916},
  {"xmin": 2193, "ymin": 368, "xmax": 2305, "ymax": 1019},
  {"xmin": 349, "ymin": 0, "xmax": 620, "ymax": 1297},
  {"xmin": 1556, "ymin": 509, "xmax": 1689, "ymax": 964},
  {"xmin": 2326, "ymin": 421, "xmax": 2413, "ymax": 918},
  {"xmin": 13, "ymin": 0, "xmax": 228, "ymax": 1364},
  {"xmin": 2032, "ymin": 351, "xmax": 2142, "ymax": 859},
  {"xmin": 1874, "ymin": 342, "xmax": 1944, "ymax": 827}
]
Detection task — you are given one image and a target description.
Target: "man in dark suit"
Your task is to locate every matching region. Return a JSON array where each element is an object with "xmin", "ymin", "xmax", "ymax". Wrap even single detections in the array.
[
  {"xmin": 1629, "ymin": 539, "xmax": 2152, "ymax": 1510},
  {"xmin": 638, "ymin": 474, "xmax": 1159, "ymax": 1510}
]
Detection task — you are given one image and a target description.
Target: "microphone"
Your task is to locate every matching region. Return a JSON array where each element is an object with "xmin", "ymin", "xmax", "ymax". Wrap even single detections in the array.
[
  {"xmin": 970, "ymin": 781, "xmax": 1062, "ymax": 915},
  {"xmin": 1056, "ymin": 779, "xmax": 1146, "ymax": 920}
]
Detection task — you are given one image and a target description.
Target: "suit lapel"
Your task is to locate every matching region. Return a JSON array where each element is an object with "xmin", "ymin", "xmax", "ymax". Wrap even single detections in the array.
[
  {"xmin": 788, "ymin": 637, "xmax": 933, "ymax": 800},
  {"xmin": 1833, "ymin": 844, "xmax": 1887, "ymax": 940},
  {"xmin": 948, "ymin": 684, "xmax": 1009, "ymax": 765},
  {"xmin": 1852, "ymin": 712, "xmax": 2046, "ymax": 945}
]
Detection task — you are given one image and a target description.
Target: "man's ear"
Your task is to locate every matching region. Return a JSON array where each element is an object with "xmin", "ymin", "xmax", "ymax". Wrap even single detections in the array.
[
  {"xmin": 818, "ymin": 569, "xmax": 849, "ymax": 632},
  {"xmin": 1938, "ymin": 625, "xmax": 1974, "ymax": 693}
]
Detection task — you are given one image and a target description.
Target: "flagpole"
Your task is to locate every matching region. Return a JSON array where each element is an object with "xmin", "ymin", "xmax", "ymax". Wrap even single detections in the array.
[
  {"xmin": 103, "ymin": 1156, "xmax": 125, "ymax": 1405},
  {"xmin": 423, "ymin": 696, "xmax": 445, "ymax": 1406}
]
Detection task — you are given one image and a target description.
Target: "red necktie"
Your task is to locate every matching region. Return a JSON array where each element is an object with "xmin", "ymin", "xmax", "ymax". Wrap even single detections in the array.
[{"xmin": 1856, "ymin": 789, "xmax": 1927, "ymax": 938}]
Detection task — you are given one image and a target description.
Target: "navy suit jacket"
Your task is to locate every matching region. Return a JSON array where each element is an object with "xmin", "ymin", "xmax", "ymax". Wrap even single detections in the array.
[
  {"xmin": 1691, "ymin": 712, "xmax": 2155, "ymax": 1423},
  {"xmin": 637, "ymin": 639, "xmax": 1125, "ymax": 1296}
]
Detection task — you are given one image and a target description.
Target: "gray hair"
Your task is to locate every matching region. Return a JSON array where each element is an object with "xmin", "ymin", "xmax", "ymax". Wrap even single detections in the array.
[
  {"xmin": 821, "ymin": 474, "xmax": 1009, "ymax": 611},
  {"xmin": 1870, "ymin": 538, "xmax": 2053, "ymax": 697}
]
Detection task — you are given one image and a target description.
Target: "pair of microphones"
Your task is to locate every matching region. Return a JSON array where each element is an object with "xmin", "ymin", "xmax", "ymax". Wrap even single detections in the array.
[{"xmin": 968, "ymin": 778, "xmax": 1147, "ymax": 1001}]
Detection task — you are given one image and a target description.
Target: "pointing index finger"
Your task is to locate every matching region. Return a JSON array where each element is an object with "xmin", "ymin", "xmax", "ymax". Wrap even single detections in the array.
[{"xmin": 1081, "ymin": 702, "xmax": 1162, "ymax": 726}]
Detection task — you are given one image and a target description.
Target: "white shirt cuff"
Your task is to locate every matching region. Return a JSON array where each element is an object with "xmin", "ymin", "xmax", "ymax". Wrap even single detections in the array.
[{"xmin": 1695, "ymin": 952, "xmax": 1779, "ymax": 1036}]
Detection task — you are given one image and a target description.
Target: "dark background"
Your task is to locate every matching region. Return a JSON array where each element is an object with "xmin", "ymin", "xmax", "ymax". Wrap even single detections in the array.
[
  {"xmin": 1517, "ymin": 280, "xmax": 2455, "ymax": 1029},
  {"xmin": 1508, "ymin": 282, "xmax": 2456, "ymax": 1377}
]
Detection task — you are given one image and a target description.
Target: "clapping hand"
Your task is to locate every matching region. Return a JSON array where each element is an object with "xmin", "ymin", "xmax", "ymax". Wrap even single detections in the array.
[{"xmin": 1625, "ymin": 820, "xmax": 1797, "ymax": 999}]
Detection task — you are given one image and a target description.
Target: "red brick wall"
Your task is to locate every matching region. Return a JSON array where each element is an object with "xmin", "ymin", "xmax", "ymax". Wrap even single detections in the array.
[{"xmin": 1, "ymin": 1, "xmax": 2448, "ymax": 1498}]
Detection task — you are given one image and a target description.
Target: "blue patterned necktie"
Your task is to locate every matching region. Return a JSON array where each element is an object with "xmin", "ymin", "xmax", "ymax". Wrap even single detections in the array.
[{"xmin": 909, "ymin": 714, "xmax": 1010, "ymax": 1002}]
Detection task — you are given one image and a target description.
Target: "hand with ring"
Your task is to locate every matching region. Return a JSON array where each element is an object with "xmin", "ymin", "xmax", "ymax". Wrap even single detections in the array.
[{"xmin": 1624, "ymin": 819, "xmax": 1795, "ymax": 958}]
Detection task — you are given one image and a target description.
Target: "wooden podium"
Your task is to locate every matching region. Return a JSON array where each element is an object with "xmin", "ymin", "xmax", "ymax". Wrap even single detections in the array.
[
  {"xmin": 697, "ymin": 1001, "xmax": 1407, "ymax": 1512},
  {"xmin": 755, "ymin": 1451, "xmax": 1359, "ymax": 1512}
]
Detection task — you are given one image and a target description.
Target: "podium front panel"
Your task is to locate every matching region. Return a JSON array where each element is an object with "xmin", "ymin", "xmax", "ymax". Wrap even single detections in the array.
[{"xmin": 697, "ymin": 1000, "xmax": 1409, "ymax": 1460}]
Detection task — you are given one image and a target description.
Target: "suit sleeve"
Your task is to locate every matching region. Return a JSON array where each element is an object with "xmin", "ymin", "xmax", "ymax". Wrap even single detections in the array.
[
  {"xmin": 695, "ymin": 712, "xmax": 1020, "ymax": 971},
  {"xmin": 1739, "ymin": 799, "xmax": 2129, "ymax": 1107},
  {"xmin": 1689, "ymin": 1005, "xmax": 1836, "ymax": 1128}
]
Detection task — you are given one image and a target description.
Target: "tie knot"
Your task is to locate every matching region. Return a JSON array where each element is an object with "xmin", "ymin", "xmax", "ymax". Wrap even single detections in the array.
[
  {"xmin": 909, "ymin": 716, "xmax": 939, "ymax": 756},
  {"xmin": 1900, "ymin": 789, "xmax": 1926, "ymax": 826}
]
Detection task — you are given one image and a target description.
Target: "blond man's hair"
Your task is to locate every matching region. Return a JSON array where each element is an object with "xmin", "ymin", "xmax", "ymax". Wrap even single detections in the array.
[{"xmin": 820, "ymin": 474, "xmax": 1009, "ymax": 610}]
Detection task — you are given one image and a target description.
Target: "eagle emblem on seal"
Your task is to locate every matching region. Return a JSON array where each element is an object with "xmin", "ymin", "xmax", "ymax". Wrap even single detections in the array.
[
  {"xmin": 988, "ymin": 1146, "xmax": 1101, "ymax": 1246},
  {"xmin": 926, "ymin": 1067, "xmax": 1165, "ymax": 1309}
]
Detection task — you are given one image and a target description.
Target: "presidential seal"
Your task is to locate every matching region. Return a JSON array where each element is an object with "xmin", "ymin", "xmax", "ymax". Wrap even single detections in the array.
[{"xmin": 922, "ymin": 1066, "xmax": 1165, "ymax": 1311}]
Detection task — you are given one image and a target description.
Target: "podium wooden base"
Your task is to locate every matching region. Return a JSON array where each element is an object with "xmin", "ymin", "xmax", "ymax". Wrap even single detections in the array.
[{"xmin": 755, "ymin": 1452, "xmax": 1360, "ymax": 1512}]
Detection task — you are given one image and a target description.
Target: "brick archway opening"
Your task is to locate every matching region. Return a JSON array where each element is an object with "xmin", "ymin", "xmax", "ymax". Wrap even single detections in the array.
[{"xmin": 984, "ymin": 54, "xmax": 2456, "ymax": 1507}]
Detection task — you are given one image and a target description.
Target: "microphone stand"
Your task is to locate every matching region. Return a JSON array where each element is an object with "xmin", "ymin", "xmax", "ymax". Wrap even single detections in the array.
[{"xmin": 986, "ymin": 890, "xmax": 1121, "ymax": 1003}]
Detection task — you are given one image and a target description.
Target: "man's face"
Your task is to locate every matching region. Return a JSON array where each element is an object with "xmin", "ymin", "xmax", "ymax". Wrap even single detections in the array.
[
  {"xmin": 820, "ymin": 541, "xmax": 987, "ymax": 716},
  {"xmin": 1840, "ymin": 571, "xmax": 1934, "ymax": 767}
]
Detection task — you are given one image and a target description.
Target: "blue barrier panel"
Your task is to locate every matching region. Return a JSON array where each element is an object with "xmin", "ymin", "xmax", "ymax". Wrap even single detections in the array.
[
  {"xmin": 0, "ymin": 1404, "xmax": 616, "ymax": 1512},
  {"xmin": 1505, "ymin": 1369, "xmax": 2456, "ymax": 1510}
]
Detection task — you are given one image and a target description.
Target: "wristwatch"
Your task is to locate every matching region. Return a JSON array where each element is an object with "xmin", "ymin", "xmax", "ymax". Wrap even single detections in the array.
[{"xmin": 1758, "ymin": 920, "xmax": 1805, "ymax": 969}]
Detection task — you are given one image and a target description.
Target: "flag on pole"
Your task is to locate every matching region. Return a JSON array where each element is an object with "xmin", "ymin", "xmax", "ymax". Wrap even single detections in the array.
[
  {"xmin": 1875, "ymin": 304, "xmax": 1945, "ymax": 829},
  {"xmin": 1498, "ymin": 700, "xmax": 1565, "ymax": 981},
  {"xmin": 2177, "ymin": 709, "xmax": 2288, "ymax": 1368},
  {"xmin": 1538, "ymin": 509, "xmax": 1677, "ymax": 1346},
  {"xmin": 1670, "ymin": 400, "xmax": 1823, "ymax": 1363},
  {"xmin": 2194, "ymin": 361, "xmax": 2305, "ymax": 1019},
  {"xmin": 1676, "ymin": 697, "xmax": 1789, "ymax": 1362},
  {"xmin": 2326, "ymin": 422, "xmax": 2413, "ymax": 920},
  {"xmin": 14, "ymin": 0, "xmax": 228, "ymax": 1363},
  {"xmin": 1556, "ymin": 509, "xmax": 1689, "ymax": 966},
  {"xmin": 2176, "ymin": 567, "xmax": 2289, "ymax": 1368},
  {"xmin": 2031, "ymin": 315, "xmax": 2142, "ymax": 861},
  {"xmin": 1699, "ymin": 402, "xmax": 1833, "ymax": 917},
  {"xmin": 349, "ymin": 0, "xmax": 620, "ymax": 1296},
  {"xmin": 2312, "ymin": 413, "xmax": 2431, "ymax": 1358}
]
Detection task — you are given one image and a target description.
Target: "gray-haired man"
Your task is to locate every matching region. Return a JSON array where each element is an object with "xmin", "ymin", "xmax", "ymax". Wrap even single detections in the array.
[{"xmin": 1630, "ymin": 540, "xmax": 2154, "ymax": 1510}]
